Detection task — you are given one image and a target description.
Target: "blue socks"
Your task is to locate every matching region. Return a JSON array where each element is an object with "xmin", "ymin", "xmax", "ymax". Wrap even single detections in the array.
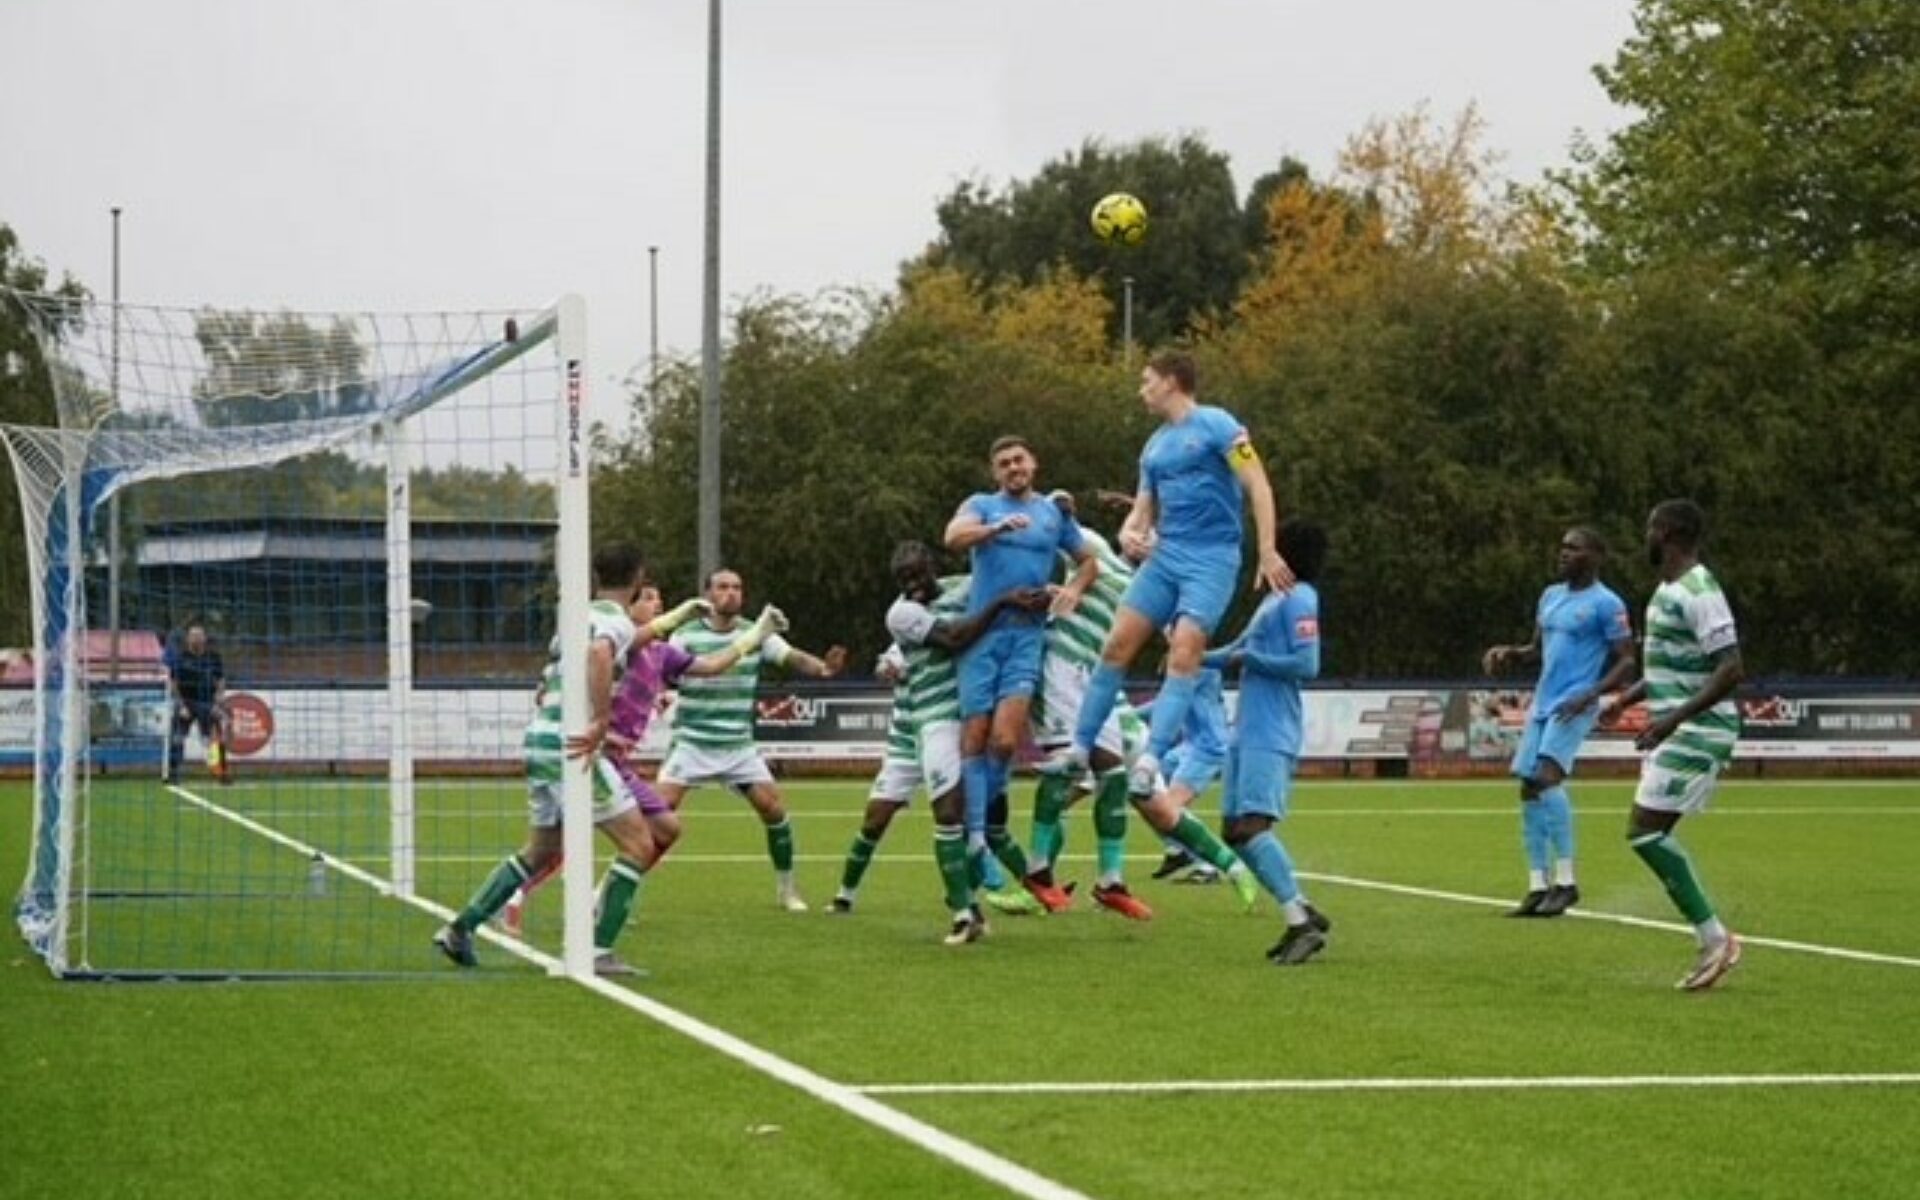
[
  {"xmin": 1521, "ymin": 796, "xmax": 1550, "ymax": 876},
  {"xmin": 1073, "ymin": 662, "xmax": 1126, "ymax": 753},
  {"xmin": 1540, "ymin": 785, "xmax": 1575, "ymax": 863},
  {"xmin": 1147, "ymin": 673, "xmax": 1200, "ymax": 760},
  {"xmin": 1234, "ymin": 831, "xmax": 1301, "ymax": 906}
]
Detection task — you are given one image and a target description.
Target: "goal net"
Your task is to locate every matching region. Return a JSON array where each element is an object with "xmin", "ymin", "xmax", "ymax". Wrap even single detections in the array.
[{"xmin": 3, "ymin": 290, "xmax": 594, "ymax": 978}]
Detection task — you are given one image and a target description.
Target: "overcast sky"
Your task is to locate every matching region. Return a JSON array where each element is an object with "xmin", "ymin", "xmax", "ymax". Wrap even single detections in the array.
[{"xmin": 2, "ymin": 0, "xmax": 1637, "ymax": 413}]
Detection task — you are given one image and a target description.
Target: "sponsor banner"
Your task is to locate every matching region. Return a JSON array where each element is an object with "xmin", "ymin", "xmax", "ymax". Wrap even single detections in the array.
[
  {"xmin": 6, "ymin": 683, "xmax": 1919, "ymax": 768},
  {"xmin": 1459, "ymin": 688, "xmax": 1920, "ymax": 761},
  {"xmin": 1299, "ymin": 689, "xmax": 1448, "ymax": 760}
]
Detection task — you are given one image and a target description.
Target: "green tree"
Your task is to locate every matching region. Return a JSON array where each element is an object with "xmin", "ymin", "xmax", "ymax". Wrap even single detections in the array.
[
  {"xmin": 0, "ymin": 227, "xmax": 89, "ymax": 647},
  {"xmin": 1564, "ymin": 0, "xmax": 1920, "ymax": 672},
  {"xmin": 923, "ymin": 135, "xmax": 1296, "ymax": 347}
]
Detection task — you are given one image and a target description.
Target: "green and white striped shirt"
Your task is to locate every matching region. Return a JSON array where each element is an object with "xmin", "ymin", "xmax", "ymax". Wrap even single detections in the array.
[
  {"xmin": 1046, "ymin": 529, "xmax": 1131, "ymax": 670},
  {"xmin": 524, "ymin": 599, "xmax": 637, "ymax": 782},
  {"xmin": 885, "ymin": 576, "xmax": 970, "ymax": 731},
  {"xmin": 667, "ymin": 619, "xmax": 794, "ymax": 750},
  {"xmin": 878, "ymin": 644, "xmax": 918, "ymax": 765},
  {"xmin": 1643, "ymin": 564, "xmax": 1741, "ymax": 775}
]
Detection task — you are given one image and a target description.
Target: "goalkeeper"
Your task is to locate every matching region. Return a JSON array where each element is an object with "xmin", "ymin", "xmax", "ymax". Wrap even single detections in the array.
[{"xmin": 163, "ymin": 622, "xmax": 229, "ymax": 786}]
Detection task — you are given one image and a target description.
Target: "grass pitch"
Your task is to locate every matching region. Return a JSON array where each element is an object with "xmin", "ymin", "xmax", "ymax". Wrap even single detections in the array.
[{"xmin": 4, "ymin": 775, "xmax": 1918, "ymax": 1198}]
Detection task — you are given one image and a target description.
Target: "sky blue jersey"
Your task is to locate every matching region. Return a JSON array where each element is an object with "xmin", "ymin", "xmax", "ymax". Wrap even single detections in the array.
[
  {"xmin": 1138, "ymin": 404, "xmax": 1250, "ymax": 553},
  {"xmin": 1234, "ymin": 584, "xmax": 1321, "ymax": 757},
  {"xmin": 962, "ymin": 490, "xmax": 1084, "ymax": 619},
  {"xmin": 1532, "ymin": 581, "xmax": 1632, "ymax": 718}
]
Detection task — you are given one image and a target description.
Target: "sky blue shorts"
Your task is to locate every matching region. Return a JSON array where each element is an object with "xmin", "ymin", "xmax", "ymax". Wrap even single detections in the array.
[
  {"xmin": 1222, "ymin": 745, "xmax": 1296, "ymax": 821},
  {"xmin": 1510, "ymin": 710, "xmax": 1599, "ymax": 782},
  {"xmin": 1161, "ymin": 742, "xmax": 1226, "ymax": 794},
  {"xmin": 957, "ymin": 625, "xmax": 1044, "ymax": 719},
  {"xmin": 1121, "ymin": 544, "xmax": 1239, "ymax": 635}
]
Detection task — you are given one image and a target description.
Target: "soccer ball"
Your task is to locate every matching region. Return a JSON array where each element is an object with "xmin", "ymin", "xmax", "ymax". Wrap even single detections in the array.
[{"xmin": 1090, "ymin": 192, "xmax": 1148, "ymax": 246}]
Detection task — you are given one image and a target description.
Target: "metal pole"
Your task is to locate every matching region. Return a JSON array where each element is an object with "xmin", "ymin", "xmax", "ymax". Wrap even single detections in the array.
[
  {"xmin": 697, "ymin": 0, "xmax": 723, "ymax": 581},
  {"xmin": 1122, "ymin": 275, "xmax": 1135, "ymax": 368},
  {"xmin": 107, "ymin": 207, "xmax": 122, "ymax": 681},
  {"xmin": 648, "ymin": 245, "xmax": 660, "ymax": 399}
]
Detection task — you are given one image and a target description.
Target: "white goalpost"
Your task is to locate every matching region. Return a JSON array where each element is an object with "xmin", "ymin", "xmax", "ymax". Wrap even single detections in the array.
[{"xmin": 1, "ymin": 289, "xmax": 595, "ymax": 980}]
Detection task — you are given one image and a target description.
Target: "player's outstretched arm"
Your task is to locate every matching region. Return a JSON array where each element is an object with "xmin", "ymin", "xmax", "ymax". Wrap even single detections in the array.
[
  {"xmin": 685, "ymin": 605, "xmax": 787, "ymax": 677},
  {"xmin": 1239, "ymin": 640, "xmax": 1321, "ymax": 682},
  {"xmin": 926, "ymin": 586, "xmax": 1049, "ymax": 655},
  {"xmin": 1557, "ymin": 638, "xmax": 1638, "ymax": 719},
  {"xmin": 1636, "ymin": 647, "xmax": 1744, "ymax": 750},
  {"xmin": 1050, "ymin": 545, "xmax": 1099, "ymax": 617},
  {"xmin": 1231, "ymin": 452, "xmax": 1294, "ymax": 592},
  {"xmin": 636, "ymin": 596, "xmax": 712, "ymax": 648},
  {"xmin": 945, "ymin": 499, "xmax": 1027, "ymax": 551},
  {"xmin": 1117, "ymin": 487, "xmax": 1157, "ymax": 562},
  {"xmin": 1482, "ymin": 625, "xmax": 1543, "ymax": 676}
]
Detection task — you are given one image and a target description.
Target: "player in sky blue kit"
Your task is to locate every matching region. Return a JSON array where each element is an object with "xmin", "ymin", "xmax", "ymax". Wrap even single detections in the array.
[
  {"xmin": 1205, "ymin": 519, "xmax": 1332, "ymax": 966},
  {"xmin": 1062, "ymin": 350, "xmax": 1294, "ymax": 793},
  {"xmin": 1481, "ymin": 528, "xmax": 1636, "ymax": 917},
  {"xmin": 944, "ymin": 435, "xmax": 1096, "ymax": 913}
]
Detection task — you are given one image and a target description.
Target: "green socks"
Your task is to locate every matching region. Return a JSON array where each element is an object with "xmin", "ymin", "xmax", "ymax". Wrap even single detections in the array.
[
  {"xmin": 1170, "ymin": 811, "xmax": 1240, "ymax": 873},
  {"xmin": 1630, "ymin": 830, "xmax": 1716, "ymax": 925},
  {"xmin": 1093, "ymin": 771, "xmax": 1130, "ymax": 883},
  {"xmin": 593, "ymin": 856, "xmax": 646, "ymax": 951},
  {"xmin": 457, "ymin": 853, "xmax": 531, "ymax": 931},
  {"xmin": 841, "ymin": 831, "xmax": 879, "ymax": 893},
  {"xmin": 1031, "ymin": 773, "xmax": 1071, "ymax": 867},
  {"xmin": 934, "ymin": 826, "xmax": 974, "ymax": 915},
  {"xmin": 986, "ymin": 827, "xmax": 1030, "ymax": 880},
  {"xmin": 766, "ymin": 818, "xmax": 796, "ymax": 872}
]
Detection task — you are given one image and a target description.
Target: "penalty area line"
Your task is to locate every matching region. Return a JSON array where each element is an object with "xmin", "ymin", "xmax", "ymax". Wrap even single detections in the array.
[
  {"xmin": 855, "ymin": 1073, "xmax": 1920, "ymax": 1097},
  {"xmin": 1300, "ymin": 870, "xmax": 1920, "ymax": 970},
  {"xmin": 164, "ymin": 785, "xmax": 1094, "ymax": 1200}
]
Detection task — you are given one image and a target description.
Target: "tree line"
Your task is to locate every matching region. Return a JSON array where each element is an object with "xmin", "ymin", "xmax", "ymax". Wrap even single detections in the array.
[{"xmin": 7, "ymin": 0, "xmax": 1917, "ymax": 675}]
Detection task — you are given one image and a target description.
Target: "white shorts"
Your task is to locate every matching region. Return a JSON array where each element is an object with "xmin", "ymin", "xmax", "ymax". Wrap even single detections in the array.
[
  {"xmin": 918, "ymin": 719, "xmax": 964, "ymax": 800},
  {"xmin": 1032, "ymin": 656, "xmax": 1129, "ymax": 759},
  {"xmin": 868, "ymin": 756, "xmax": 922, "ymax": 805},
  {"xmin": 1633, "ymin": 761, "xmax": 1721, "ymax": 815},
  {"xmin": 659, "ymin": 743, "xmax": 776, "ymax": 791},
  {"xmin": 526, "ymin": 759, "xmax": 638, "ymax": 828}
]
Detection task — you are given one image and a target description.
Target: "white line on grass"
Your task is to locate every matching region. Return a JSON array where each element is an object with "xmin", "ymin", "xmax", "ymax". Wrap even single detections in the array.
[
  {"xmin": 1299, "ymin": 871, "xmax": 1920, "ymax": 969},
  {"xmin": 854, "ymin": 1073, "xmax": 1920, "ymax": 1097},
  {"xmin": 164, "ymin": 785, "xmax": 1095, "ymax": 1200}
]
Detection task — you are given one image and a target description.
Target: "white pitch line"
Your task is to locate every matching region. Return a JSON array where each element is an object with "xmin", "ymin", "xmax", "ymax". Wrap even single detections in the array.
[
  {"xmin": 1299, "ymin": 871, "xmax": 1920, "ymax": 969},
  {"xmin": 164, "ymin": 785, "xmax": 1094, "ymax": 1200},
  {"xmin": 856, "ymin": 1073, "xmax": 1920, "ymax": 1097}
]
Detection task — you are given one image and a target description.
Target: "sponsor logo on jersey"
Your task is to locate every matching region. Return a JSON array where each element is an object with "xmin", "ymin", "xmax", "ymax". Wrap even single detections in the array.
[{"xmin": 1293, "ymin": 616, "xmax": 1320, "ymax": 641}]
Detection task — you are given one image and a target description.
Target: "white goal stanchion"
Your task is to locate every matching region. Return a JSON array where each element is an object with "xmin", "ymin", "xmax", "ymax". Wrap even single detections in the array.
[{"xmin": 1, "ymin": 289, "xmax": 590, "ymax": 979}]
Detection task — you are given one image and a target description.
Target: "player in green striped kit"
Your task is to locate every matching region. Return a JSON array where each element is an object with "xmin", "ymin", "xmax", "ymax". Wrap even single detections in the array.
[
  {"xmin": 1603, "ymin": 500, "xmax": 1746, "ymax": 991},
  {"xmin": 880, "ymin": 546, "xmax": 1050, "ymax": 943},
  {"xmin": 432, "ymin": 543, "xmax": 718, "ymax": 975},
  {"xmin": 656, "ymin": 568, "xmax": 848, "ymax": 913},
  {"xmin": 1026, "ymin": 492, "xmax": 1154, "ymax": 919}
]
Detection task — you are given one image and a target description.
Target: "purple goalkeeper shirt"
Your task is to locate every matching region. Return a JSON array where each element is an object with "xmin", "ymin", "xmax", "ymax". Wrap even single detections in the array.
[{"xmin": 611, "ymin": 641, "xmax": 697, "ymax": 743}]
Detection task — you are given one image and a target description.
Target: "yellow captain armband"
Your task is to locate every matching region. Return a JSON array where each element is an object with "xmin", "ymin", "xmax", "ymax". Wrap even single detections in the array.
[{"xmin": 1226, "ymin": 436, "xmax": 1260, "ymax": 468}]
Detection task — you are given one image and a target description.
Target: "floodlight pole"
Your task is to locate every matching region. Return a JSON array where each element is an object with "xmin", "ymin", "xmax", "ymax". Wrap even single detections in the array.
[
  {"xmin": 107, "ymin": 206, "xmax": 123, "ymax": 681},
  {"xmin": 697, "ymin": 0, "xmax": 723, "ymax": 581},
  {"xmin": 648, "ymin": 245, "xmax": 661, "ymax": 400},
  {"xmin": 1122, "ymin": 276, "xmax": 1135, "ymax": 369}
]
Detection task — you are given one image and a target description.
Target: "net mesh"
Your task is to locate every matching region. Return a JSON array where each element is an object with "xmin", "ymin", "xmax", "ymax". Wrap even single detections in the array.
[{"xmin": 3, "ymin": 289, "xmax": 571, "ymax": 977}]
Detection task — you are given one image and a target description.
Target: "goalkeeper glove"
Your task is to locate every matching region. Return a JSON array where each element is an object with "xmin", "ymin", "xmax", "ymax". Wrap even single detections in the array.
[
  {"xmin": 646, "ymin": 597, "xmax": 711, "ymax": 639},
  {"xmin": 729, "ymin": 605, "xmax": 789, "ymax": 656}
]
